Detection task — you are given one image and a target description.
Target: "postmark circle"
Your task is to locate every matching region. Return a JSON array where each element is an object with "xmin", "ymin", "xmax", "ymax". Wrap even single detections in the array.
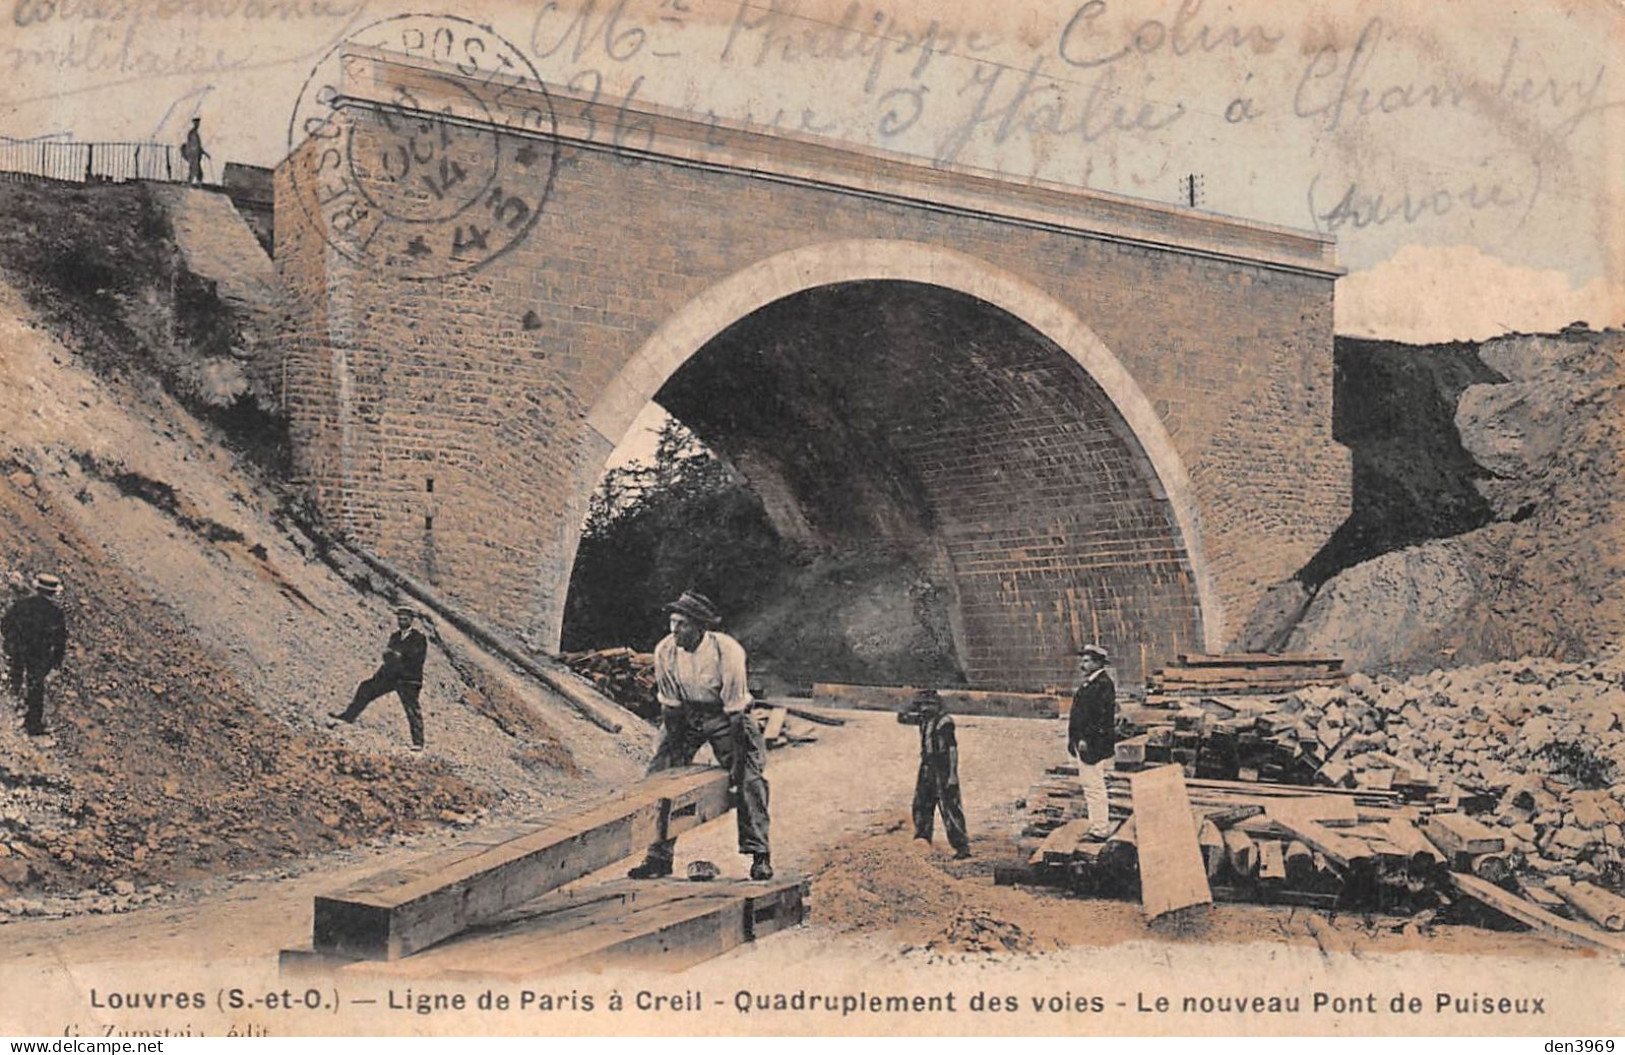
[{"xmin": 286, "ymin": 13, "xmax": 560, "ymax": 280}]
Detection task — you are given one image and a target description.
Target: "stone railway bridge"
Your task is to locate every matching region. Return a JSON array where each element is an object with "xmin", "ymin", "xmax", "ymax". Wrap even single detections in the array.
[{"xmin": 273, "ymin": 47, "xmax": 1349, "ymax": 692}]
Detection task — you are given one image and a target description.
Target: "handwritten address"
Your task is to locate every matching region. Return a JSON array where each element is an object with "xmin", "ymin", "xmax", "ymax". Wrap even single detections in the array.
[{"xmin": 524, "ymin": 0, "xmax": 1617, "ymax": 247}]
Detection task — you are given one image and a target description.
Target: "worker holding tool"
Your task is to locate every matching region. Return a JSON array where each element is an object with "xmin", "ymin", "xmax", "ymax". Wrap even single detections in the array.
[
  {"xmin": 628, "ymin": 590, "xmax": 772, "ymax": 881},
  {"xmin": 1070, "ymin": 643, "xmax": 1117, "ymax": 838},
  {"xmin": 903, "ymin": 688, "xmax": 971, "ymax": 859}
]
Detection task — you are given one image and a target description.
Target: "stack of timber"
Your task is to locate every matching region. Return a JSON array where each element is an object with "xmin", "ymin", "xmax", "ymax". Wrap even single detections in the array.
[
  {"xmin": 810, "ymin": 682, "xmax": 1064, "ymax": 719},
  {"xmin": 1009, "ymin": 764, "xmax": 1625, "ymax": 953},
  {"xmin": 560, "ymin": 647, "xmax": 659, "ymax": 719},
  {"xmin": 1112, "ymin": 691, "xmax": 1446, "ymax": 800},
  {"xmin": 1017, "ymin": 763, "xmax": 1426, "ymax": 911},
  {"xmin": 1147, "ymin": 653, "xmax": 1346, "ymax": 699},
  {"xmin": 280, "ymin": 765, "xmax": 809, "ymax": 973}
]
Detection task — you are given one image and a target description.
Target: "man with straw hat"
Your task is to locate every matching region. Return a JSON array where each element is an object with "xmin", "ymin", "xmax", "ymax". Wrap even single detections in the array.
[
  {"xmin": 1069, "ymin": 643, "xmax": 1118, "ymax": 838},
  {"xmin": 3, "ymin": 573, "xmax": 68, "ymax": 737},
  {"xmin": 628, "ymin": 590, "xmax": 772, "ymax": 881}
]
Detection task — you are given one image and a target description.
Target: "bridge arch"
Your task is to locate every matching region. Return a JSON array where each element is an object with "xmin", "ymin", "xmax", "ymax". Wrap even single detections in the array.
[{"xmin": 577, "ymin": 239, "xmax": 1223, "ymax": 677}]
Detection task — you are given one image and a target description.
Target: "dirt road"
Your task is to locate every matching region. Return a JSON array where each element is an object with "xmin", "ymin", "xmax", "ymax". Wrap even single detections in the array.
[{"xmin": 0, "ymin": 709, "xmax": 1582, "ymax": 973}]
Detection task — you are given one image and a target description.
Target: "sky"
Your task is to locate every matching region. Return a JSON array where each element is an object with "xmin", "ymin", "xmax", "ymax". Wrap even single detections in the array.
[{"xmin": 2, "ymin": 0, "xmax": 1621, "ymax": 352}]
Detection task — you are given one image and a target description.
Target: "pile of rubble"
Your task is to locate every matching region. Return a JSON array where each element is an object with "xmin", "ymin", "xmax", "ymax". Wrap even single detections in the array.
[
  {"xmin": 1013, "ymin": 648, "xmax": 1625, "ymax": 941},
  {"xmin": 1137, "ymin": 653, "xmax": 1625, "ymax": 885},
  {"xmin": 1336, "ymin": 656, "xmax": 1625, "ymax": 881}
]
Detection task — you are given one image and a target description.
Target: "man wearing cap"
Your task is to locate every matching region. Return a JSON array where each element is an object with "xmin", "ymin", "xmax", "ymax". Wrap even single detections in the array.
[
  {"xmin": 3, "ymin": 573, "xmax": 68, "ymax": 737},
  {"xmin": 629, "ymin": 590, "xmax": 772, "ymax": 881},
  {"xmin": 329, "ymin": 605, "xmax": 428, "ymax": 751},
  {"xmin": 904, "ymin": 689, "xmax": 971, "ymax": 859},
  {"xmin": 1069, "ymin": 644, "xmax": 1117, "ymax": 838}
]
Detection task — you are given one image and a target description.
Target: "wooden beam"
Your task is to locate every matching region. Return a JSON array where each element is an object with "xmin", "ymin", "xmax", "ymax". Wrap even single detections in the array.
[
  {"xmin": 1223, "ymin": 828, "xmax": 1258, "ymax": 880},
  {"xmin": 337, "ymin": 541, "xmax": 625, "ymax": 733},
  {"xmin": 1108, "ymin": 774, "xmax": 1400, "ymax": 803},
  {"xmin": 1177, "ymin": 653, "xmax": 1345, "ymax": 669},
  {"xmin": 1469, "ymin": 852, "xmax": 1513, "ymax": 884},
  {"xmin": 1032, "ymin": 819, "xmax": 1094, "ymax": 866},
  {"xmin": 1257, "ymin": 839, "xmax": 1286, "ymax": 883},
  {"xmin": 1271, "ymin": 811, "xmax": 1371, "ymax": 871},
  {"xmin": 1129, "ymin": 764, "xmax": 1212, "ymax": 919},
  {"xmin": 1424, "ymin": 812, "xmax": 1505, "ymax": 856},
  {"xmin": 1548, "ymin": 877, "xmax": 1625, "ymax": 932},
  {"xmin": 1198, "ymin": 819, "xmax": 1225, "ymax": 879},
  {"xmin": 811, "ymin": 682, "xmax": 1062, "ymax": 719},
  {"xmin": 1266, "ymin": 795, "xmax": 1358, "ymax": 825},
  {"xmin": 1283, "ymin": 841, "xmax": 1314, "ymax": 885},
  {"xmin": 1381, "ymin": 817, "xmax": 1447, "ymax": 873},
  {"xmin": 1115, "ymin": 735, "xmax": 1149, "ymax": 767},
  {"xmin": 311, "ymin": 767, "xmax": 732, "ymax": 960},
  {"xmin": 1450, "ymin": 873, "xmax": 1625, "ymax": 955},
  {"xmin": 1200, "ymin": 803, "xmax": 1264, "ymax": 829},
  {"xmin": 780, "ymin": 705, "xmax": 847, "ymax": 726},
  {"xmin": 295, "ymin": 878, "xmax": 808, "ymax": 979},
  {"xmin": 1514, "ymin": 876, "xmax": 1569, "ymax": 915},
  {"xmin": 761, "ymin": 707, "xmax": 787, "ymax": 742},
  {"xmin": 1212, "ymin": 886, "xmax": 1340, "ymax": 910}
]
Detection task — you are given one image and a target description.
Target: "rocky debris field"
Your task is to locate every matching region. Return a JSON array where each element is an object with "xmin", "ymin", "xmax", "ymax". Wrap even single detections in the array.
[{"xmin": 1297, "ymin": 654, "xmax": 1625, "ymax": 890}]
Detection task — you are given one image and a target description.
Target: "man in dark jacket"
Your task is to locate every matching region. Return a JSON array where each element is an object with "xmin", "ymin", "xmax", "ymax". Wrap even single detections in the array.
[
  {"xmin": 1069, "ymin": 643, "xmax": 1117, "ymax": 838},
  {"xmin": 330, "ymin": 606, "xmax": 428, "ymax": 750},
  {"xmin": 3, "ymin": 573, "xmax": 68, "ymax": 737},
  {"xmin": 903, "ymin": 688, "xmax": 971, "ymax": 859}
]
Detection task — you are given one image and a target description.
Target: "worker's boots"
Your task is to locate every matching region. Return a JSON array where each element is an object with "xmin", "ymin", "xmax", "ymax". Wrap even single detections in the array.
[
  {"xmin": 749, "ymin": 853, "xmax": 774, "ymax": 881},
  {"xmin": 627, "ymin": 859, "xmax": 673, "ymax": 880}
]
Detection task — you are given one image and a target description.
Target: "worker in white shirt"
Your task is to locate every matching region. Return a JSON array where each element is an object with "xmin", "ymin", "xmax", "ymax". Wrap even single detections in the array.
[{"xmin": 628, "ymin": 590, "xmax": 773, "ymax": 881}]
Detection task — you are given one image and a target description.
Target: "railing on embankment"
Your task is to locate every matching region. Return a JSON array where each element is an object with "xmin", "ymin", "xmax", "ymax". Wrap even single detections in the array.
[{"xmin": 0, "ymin": 138, "xmax": 187, "ymax": 184}]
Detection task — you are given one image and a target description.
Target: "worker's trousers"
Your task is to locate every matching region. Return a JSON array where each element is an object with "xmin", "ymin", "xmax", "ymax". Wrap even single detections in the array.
[
  {"xmin": 912, "ymin": 760, "xmax": 970, "ymax": 853},
  {"xmin": 9, "ymin": 657, "xmax": 51, "ymax": 736},
  {"xmin": 642, "ymin": 706, "xmax": 769, "ymax": 866},
  {"xmin": 339, "ymin": 671, "xmax": 424, "ymax": 747},
  {"xmin": 1078, "ymin": 758, "xmax": 1113, "ymax": 830}
]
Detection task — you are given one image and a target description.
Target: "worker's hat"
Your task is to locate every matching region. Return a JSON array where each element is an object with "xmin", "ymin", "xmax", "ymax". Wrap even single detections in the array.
[
  {"xmin": 34, "ymin": 573, "xmax": 62, "ymax": 595},
  {"xmin": 394, "ymin": 604, "xmax": 418, "ymax": 619},
  {"xmin": 911, "ymin": 687, "xmax": 944, "ymax": 708},
  {"xmin": 663, "ymin": 590, "xmax": 721, "ymax": 627},
  {"xmin": 1077, "ymin": 643, "xmax": 1108, "ymax": 661}
]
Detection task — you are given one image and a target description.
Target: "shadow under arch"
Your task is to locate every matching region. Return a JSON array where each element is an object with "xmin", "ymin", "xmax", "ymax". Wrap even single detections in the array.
[{"xmin": 583, "ymin": 239, "xmax": 1222, "ymax": 654}]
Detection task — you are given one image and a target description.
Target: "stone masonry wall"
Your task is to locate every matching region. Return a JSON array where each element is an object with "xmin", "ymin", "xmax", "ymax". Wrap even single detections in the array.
[{"xmin": 275, "ymin": 106, "xmax": 1347, "ymax": 682}]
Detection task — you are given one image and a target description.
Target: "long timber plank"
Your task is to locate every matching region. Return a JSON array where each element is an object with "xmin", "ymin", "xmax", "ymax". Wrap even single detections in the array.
[
  {"xmin": 810, "ymin": 682, "xmax": 1063, "ymax": 719},
  {"xmin": 1450, "ymin": 873, "xmax": 1625, "ymax": 955},
  {"xmin": 310, "ymin": 767, "xmax": 733, "ymax": 960},
  {"xmin": 1129, "ymin": 764, "xmax": 1212, "ymax": 919},
  {"xmin": 323, "ymin": 878, "xmax": 809, "ymax": 979},
  {"xmin": 1177, "ymin": 654, "xmax": 1345, "ymax": 669}
]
